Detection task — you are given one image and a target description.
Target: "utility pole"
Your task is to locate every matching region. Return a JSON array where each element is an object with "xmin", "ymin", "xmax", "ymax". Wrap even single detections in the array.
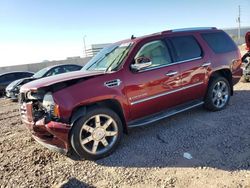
[
  {"xmin": 83, "ymin": 35, "xmax": 87, "ymax": 57},
  {"xmin": 237, "ymin": 5, "xmax": 241, "ymax": 42}
]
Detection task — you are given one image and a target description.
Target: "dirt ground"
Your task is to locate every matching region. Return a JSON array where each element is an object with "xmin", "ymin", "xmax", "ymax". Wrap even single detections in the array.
[{"xmin": 0, "ymin": 80, "xmax": 250, "ymax": 188}]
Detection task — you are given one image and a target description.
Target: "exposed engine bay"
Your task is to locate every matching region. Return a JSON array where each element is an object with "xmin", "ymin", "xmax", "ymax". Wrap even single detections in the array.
[{"xmin": 19, "ymin": 76, "xmax": 89, "ymax": 123}]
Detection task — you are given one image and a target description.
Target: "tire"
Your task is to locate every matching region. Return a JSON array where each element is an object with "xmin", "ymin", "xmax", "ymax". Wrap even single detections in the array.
[
  {"xmin": 204, "ymin": 76, "xmax": 231, "ymax": 111},
  {"xmin": 70, "ymin": 107, "xmax": 123, "ymax": 160}
]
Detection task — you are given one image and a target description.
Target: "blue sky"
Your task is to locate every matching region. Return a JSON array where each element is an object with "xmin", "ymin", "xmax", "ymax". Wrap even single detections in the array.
[{"xmin": 0, "ymin": 0, "xmax": 249, "ymax": 66}]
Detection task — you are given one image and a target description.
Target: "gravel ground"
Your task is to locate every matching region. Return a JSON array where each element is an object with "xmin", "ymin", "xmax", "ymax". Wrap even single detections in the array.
[{"xmin": 0, "ymin": 81, "xmax": 250, "ymax": 188}]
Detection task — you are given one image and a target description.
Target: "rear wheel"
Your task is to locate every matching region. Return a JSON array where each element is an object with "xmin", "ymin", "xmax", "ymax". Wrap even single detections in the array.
[
  {"xmin": 204, "ymin": 77, "xmax": 230, "ymax": 111},
  {"xmin": 70, "ymin": 107, "xmax": 123, "ymax": 160}
]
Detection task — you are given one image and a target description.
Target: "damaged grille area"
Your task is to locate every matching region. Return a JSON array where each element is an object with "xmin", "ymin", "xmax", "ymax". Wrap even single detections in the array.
[
  {"xmin": 32, "ymin": 101, "xmax": 46, "ymax": 122},
  {"xmin": 20, "ymin": 100, "xmax": 47, "ymax": 123},
  {"xmin": 19, "ymin": 91, "xmax": 47, "ymax": 123}
]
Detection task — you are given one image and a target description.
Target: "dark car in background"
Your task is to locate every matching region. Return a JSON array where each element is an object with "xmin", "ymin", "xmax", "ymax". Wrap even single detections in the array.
[
  {"xmin": 5, "ymin": 64, "xmax": 82, "ymax": 100},
  {"xmin": 0, "ymin": 71, "xmax": 34, "ymax": 96}
]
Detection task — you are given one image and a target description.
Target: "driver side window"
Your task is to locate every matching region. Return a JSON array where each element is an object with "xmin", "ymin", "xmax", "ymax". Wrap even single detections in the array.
[{"xmin": 135, "ymin": 40, "xmax": 172, "ymax": 68}]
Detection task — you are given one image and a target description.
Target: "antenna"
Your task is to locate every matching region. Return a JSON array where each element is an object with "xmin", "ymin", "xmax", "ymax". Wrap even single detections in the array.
[
  {"xmin": 131, "ymin": 35, "xmax": 136, "ymax": 40},
  {"xmin": 236, "ymin": 5, "xmax": 241, "ymax": 42}
]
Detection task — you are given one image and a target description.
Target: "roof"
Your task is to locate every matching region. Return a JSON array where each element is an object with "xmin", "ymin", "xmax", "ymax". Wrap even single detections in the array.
[
  {"xmin": 117, "ymin": 27, "xmax": 218, "ymax": 44},
  {"xmin": 0, "ymin": 71, "xmax": 34, "ymax": 77},
  {"xmin": 45, "ymin": 63, "xmax": 82, "ymax": 69}
]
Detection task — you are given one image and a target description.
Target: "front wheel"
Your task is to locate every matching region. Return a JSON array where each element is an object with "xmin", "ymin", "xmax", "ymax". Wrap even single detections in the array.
[
  {"xmin": 204, "ymin": 77, "xmax": 231, "ymax": 111},
  {"xmin": 70, "ymin": 107, "xmax": 123, "ymax": 160}
]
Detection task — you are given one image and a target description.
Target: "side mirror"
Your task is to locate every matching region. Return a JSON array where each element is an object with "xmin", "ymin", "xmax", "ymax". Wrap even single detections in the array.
[{"xmin": 131, "ymin": 57, "xmax": 152, "ymax": 71}]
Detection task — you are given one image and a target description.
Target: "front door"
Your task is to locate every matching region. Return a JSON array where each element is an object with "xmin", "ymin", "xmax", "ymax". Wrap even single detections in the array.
[{"xmin": 124, "ymin": 40, "xmax": 182, "ymax": 120}]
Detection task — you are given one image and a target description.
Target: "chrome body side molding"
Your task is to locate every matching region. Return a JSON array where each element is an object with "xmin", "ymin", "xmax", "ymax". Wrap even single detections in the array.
[{"xmin": 130, "ymin": 81, "xmax": 204, "ymax": 105}]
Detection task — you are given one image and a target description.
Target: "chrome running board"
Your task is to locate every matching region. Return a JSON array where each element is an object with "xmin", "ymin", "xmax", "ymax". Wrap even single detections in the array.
[{"xmin": 128, "ymin": 100, "xmax": 204, "ymax": 128}]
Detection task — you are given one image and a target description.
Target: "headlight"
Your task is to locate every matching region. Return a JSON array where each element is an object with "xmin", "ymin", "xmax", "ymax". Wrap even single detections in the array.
[
  {"xmin": 42, "ymin": 92, "xmax": 60, "ymax": 118},
  {"xmin": 27, "ymin": 90, "xmax": 44, "ymax": 100},
  {"xmin": 42, "ymin": 92, "xmax": 54, "ymax": 111}
]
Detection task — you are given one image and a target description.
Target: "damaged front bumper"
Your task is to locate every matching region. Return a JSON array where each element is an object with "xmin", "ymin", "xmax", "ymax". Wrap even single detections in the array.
[
  {"xmin": 20, "ymin": 102, "xmax": 71, "ymax": 154},
  {"xmin": 6, "ymin": 90, "xmax": 19, "ymax": 100}
]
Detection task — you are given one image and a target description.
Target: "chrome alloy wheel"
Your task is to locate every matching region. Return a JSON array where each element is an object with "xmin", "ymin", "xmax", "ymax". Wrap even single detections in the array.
[
  {"xmin": 212, "ymin": 81, "xmax": 229, "ymax": 108},
  {"xmin": 79, "ymin": 114, "xmax": 118, "ymax": 155}
]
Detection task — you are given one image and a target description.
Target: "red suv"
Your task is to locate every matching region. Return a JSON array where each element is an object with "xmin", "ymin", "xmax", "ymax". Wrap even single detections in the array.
[{"xmin": 20, "ymin": 27, "xmax": 242, "ymax": 160}]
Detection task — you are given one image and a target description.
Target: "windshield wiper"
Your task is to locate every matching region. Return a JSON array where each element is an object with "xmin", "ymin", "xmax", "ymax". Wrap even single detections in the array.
[{"xmin": 105, "ymin": 44, "xmax": 132, "ymax": 72}]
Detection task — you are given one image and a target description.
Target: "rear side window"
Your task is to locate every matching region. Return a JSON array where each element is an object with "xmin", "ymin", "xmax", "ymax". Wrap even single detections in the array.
[
  {"xmin": 45, "ymin": 67, "xmax": 65, "ymax": 77},
  {"xmin": 201, "ymin": 32, "xmax": 237, "ymax": 54},
  {"xmin": 22, "ymin": 72, "xmax": 33, "ymax": 77},
  {"xmin": 64, "ymin": 65, "xmax": 81, "ymax": 72},
  {"xmin": 16, "ymin": 73, "xmax": 27, "ymax": 79},
  {"xmin": 169, "ymin": 36, "xmax": 202, "ymax": 62}
]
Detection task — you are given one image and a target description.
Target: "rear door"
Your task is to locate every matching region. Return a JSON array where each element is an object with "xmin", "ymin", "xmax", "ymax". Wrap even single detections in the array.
[
  {"xmin": 5, "ymin": 73, "xmax": 16, "ymax": 85},
  {"xmin": 167, "ymin": 35, "xmax": 209, "ymax": 103},
  {"xmin": 0, "ymin": 73, "xmax": 16, "ymax": 90}
]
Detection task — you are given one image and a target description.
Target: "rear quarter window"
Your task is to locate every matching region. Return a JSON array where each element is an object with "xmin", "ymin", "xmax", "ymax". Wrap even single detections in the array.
[
  {"xmin": 201, "ymin": 32, "xmax": 237, "ymax": 54},
  {"xmin": 22, "ymin": 72, "xmax": 33, "ymax": 77},
  {"xmin": 64, "ymin": 65, "xmax": 81, "ymax": 72},
  {"xmin": 169, "ymin": 36, "xmax": 202, "ymax": 62}
]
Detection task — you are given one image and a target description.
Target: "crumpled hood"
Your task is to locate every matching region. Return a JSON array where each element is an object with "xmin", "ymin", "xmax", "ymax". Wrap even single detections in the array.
[{"xmin": 20, "ymin": 70, "xmax": 105, "ymax": 92}]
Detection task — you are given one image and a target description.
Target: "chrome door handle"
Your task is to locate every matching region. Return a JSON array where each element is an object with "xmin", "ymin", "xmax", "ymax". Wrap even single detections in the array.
[
  {"xmin": 165, "ymin": 71, "xmax": 178, "ymax": 76},
  {"xmin": 201, "ymin": 62, "xmax": 211, "ymax": 67}
]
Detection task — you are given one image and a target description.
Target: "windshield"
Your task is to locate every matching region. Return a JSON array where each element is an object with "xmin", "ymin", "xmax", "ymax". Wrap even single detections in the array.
[
  {"xmin": 82, "ymin": 42, "xmax": 133, "ymax": 72},
  {"xmin": 32, "ymin": 67, "xmax": 49, "ymax": 78}
]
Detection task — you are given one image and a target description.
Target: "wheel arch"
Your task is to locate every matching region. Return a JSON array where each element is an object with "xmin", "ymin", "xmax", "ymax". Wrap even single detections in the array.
[
  {"xmin": 70, "ymin": 99, "xmax": 128, "ymax": 134},
  {"xmin": 208, "ymin": 68, "xmax": 233, "ymax": 95}
]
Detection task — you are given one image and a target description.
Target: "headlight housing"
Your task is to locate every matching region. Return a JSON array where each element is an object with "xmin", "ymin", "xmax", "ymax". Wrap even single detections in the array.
[
  {"xmin": 26, "ymin": 90, "xmax": 45, "ymax": 100},
  {"xmin": 42, "ymin": 92, "xmax": 60, "ymax": 118}
]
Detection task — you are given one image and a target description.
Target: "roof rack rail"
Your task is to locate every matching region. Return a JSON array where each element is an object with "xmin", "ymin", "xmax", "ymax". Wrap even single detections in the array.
[{"xmin": 171, "ymin": 27, "xmax": 217, "ymax": 32}]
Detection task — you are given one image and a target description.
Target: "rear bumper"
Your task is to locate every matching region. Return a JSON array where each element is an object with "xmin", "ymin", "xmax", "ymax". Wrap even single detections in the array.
[{"xmin": 21, "ymin": 103, "xmax": 71, "ymax": 153}]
